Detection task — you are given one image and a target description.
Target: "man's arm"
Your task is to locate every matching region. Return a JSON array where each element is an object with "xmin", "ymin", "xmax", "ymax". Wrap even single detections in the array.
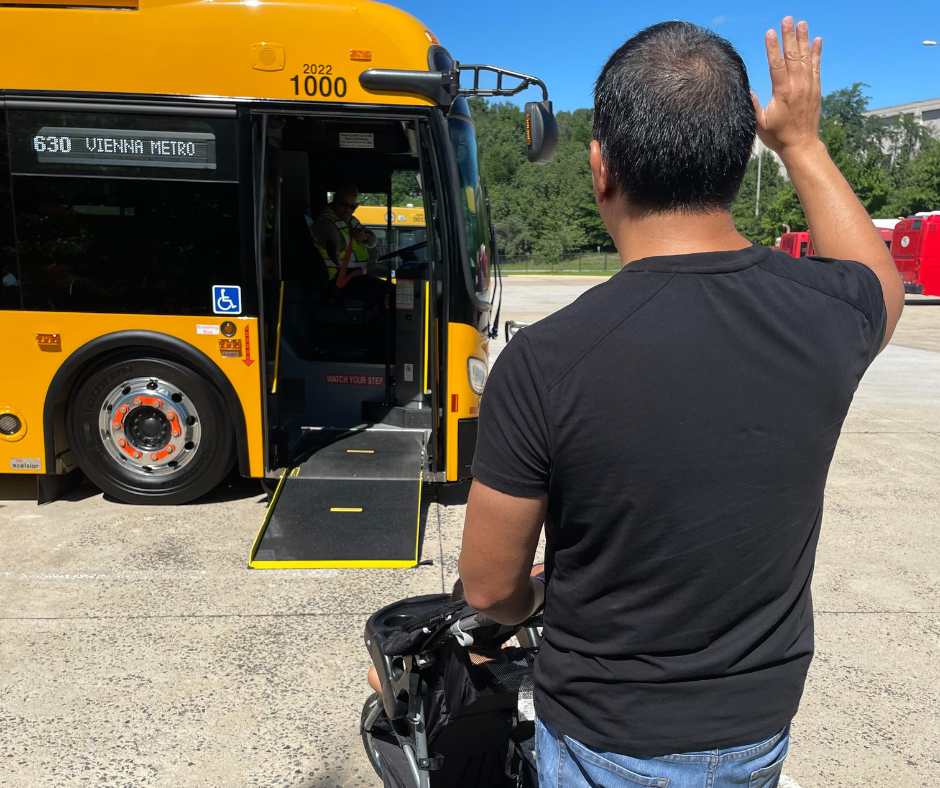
[
  {"xmin": 458, "ymin": 480, "xmax": 547, "ymax": 625},
  {"xmin": 312, "ymin": 219, "xmax": 342, "ymax": 265},
  {"xmin": 348, "ymin": 217, "xmax": 377, "ymax": 249},
  {"xmin": 752, "ymin": 17, "xmax": 903, "ymax": 350}
]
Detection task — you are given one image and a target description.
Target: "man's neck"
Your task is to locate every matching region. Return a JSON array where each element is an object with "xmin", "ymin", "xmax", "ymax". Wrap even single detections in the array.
[{"xmin": 610, "ymin": 208, "xmax": 752, "ymax": 267}]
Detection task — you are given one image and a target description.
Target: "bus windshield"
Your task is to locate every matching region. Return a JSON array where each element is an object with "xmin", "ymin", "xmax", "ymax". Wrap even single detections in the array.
[{"xmin": 448, "ymin": 98, "xmax": 491, "ymax": 301}]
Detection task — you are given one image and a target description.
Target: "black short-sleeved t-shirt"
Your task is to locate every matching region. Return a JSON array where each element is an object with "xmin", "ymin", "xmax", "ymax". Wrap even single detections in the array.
[{"xmin": 472, "ymin": 245, "xmax": 886, "ymax": 757}]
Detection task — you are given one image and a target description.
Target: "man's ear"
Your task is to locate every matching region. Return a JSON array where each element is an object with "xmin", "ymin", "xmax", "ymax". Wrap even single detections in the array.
[{"xmin": 590, "ymin": 141, "xmax": 613, "ymax": 204}]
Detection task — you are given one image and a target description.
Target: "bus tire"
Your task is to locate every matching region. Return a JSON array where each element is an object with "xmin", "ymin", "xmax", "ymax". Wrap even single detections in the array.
[{"xmin": 66, "ymin": 355, "xmax": 236, "ymax": 505}]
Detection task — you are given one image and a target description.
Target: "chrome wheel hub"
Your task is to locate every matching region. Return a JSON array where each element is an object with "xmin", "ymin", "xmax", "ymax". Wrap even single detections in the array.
[{"xmin": 99, "ymin": 377, "xmax": 202, "ymax": 477}]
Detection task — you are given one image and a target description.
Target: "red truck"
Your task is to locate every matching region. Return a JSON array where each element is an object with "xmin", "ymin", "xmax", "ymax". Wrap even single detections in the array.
[
  {"xmin": 779, "ymin": 231, "xmax": 814, "ymax": 258},
  {"xmin": 891, "ymin": 213, "xmax": 940, "ymax": 295},
  {"xmin": 780, "ymin": 227, "xmax": 896, "ymax": 259}
]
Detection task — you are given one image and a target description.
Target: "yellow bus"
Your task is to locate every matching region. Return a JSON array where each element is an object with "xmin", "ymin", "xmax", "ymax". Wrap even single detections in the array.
[
  {"xmin": 356, "ymin": 205, "xmax": 428, "ymax": 263},
  {"xmin": 0, "ymin": 0, "xmax": 556, "ymax": 566}
]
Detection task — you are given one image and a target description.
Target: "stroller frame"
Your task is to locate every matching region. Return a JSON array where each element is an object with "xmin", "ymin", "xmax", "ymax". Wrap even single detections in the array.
[{"xmin": 362, "ymin": 593, "xmax": 541, "ymax": 787}]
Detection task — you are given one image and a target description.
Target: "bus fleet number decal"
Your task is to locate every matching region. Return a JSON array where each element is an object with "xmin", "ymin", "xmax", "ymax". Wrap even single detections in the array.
[{"xmin": 290, "ymin": 65, "xmax": 347, "ymax": 98}]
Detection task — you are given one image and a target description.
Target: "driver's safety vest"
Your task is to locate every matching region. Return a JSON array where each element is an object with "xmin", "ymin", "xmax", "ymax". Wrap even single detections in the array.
[{"xmin": 314, "ymin": 206, "xmax": 370, "ymax": 280}]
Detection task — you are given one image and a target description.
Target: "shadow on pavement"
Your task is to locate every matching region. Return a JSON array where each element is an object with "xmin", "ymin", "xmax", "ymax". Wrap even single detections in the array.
[
  {"xmin": 195, "ymin": 470, "xmax": 266, "ymax": 504},
  {"xmin": 435, "ymin": 479, "xmax": 471, "ymax": 508},
  {"xmin": 99, "ymin": 467, "xmax": 266, "ymax": 506},
  {"xmin": 53, "ymin": 478, "xmax": 101, "ymax": 504},
  {"xmin": 0, "ymin": 473, "xmax": 37, "ymax": 501}
]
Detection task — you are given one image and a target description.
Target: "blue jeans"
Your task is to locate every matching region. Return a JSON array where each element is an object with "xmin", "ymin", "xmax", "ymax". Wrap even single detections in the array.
[{"xmin": 536, "ymin": 718, "xmax": 790, "ymax": 788}]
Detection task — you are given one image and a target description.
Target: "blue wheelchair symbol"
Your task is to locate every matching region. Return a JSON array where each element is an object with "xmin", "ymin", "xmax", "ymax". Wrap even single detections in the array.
[{"xmin": 212, "ymin": 285, "xmax": 242, "ymax": 315}]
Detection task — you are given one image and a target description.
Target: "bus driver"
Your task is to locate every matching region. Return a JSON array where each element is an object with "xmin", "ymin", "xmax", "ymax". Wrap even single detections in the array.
[{"xmin": 311, "ymin": 183, "xmax": 380, "ymax": 292}]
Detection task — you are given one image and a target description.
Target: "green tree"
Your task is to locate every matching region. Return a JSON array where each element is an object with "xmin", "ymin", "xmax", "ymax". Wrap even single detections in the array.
[
  {"xmin": 820, "ymin": 83, "xmax": 885, "ymax": 155},
  {"xmin": 732, "ymin": 151, "xmax": 784, "ymax": 242},
  {"xmin": 469, "ymin": 99, "xmax": 611, "ymax": 258},
  {"xmin": 884, "ymin": 139, "xmax": 940, "ymax": 217},
  {"xmin": 760, "ymin": 182, "xmax": 807, "ymax": 244}
]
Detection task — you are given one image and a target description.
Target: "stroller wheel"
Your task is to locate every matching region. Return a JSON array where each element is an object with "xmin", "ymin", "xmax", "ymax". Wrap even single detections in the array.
[{"xmin": 360, "ymin": 692, "xmax": 384, "ymax": 777}]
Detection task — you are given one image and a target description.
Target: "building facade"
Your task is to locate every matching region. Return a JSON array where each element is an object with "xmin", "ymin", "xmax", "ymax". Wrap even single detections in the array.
[{"xmin": 864, "ymin": 97, "xmax": 940, "ymax": 136}]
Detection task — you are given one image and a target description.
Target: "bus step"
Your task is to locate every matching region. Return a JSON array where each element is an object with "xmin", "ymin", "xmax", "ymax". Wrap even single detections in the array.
[{"xmin": 249, "ymin": 429, "xmax": 427, "ymax": 568}]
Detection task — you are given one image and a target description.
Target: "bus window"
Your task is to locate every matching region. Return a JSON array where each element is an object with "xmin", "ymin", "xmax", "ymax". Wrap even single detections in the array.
[
  {"xmin": 447, "ymin": 97, "xmax": 491, "ymax": 301},
  {"xmin": 370, "ymin": 227, "xmax": 389, "ymax": 261},
  {"xmin": 7, "ymin": 110, "xmax": 242, "ymax": 315},
  {"xmin": 13, "ymin": 177, "xmax": 241, "ymax": 315},
  {"xmin": 799, "ymin": 241, "xmax": 807, "ymax": 257},
  {"xmin": 0, "ymin": 112, "xmax": 20, "ymax": 310}
]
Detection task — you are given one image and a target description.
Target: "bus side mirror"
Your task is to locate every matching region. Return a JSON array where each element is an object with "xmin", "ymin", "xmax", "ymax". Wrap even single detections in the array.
[{"xmin": 525, "ymin": 101, "xmax": 558, "ymax": 165}]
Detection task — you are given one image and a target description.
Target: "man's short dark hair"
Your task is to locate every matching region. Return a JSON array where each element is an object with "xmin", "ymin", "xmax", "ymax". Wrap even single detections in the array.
[{"xmin": 593, "ymin": 21, "xmax": 757, "ymax": 213}]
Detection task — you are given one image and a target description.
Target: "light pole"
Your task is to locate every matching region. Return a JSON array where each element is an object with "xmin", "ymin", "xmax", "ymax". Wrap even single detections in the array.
[{"xmin": 755, "ymin": 140, "xmax": 763, "ymax": 217}]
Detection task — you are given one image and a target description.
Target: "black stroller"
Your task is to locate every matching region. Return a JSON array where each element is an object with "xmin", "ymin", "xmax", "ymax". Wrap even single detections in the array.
[{"xmin": 360, "ymin": 593, "xmax": 542, "ymax": 788}]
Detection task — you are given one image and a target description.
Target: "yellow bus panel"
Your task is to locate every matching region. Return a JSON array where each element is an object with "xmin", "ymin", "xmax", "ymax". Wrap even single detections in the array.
[
  {"xmin": 0, "ymin": 0, "xmax": 438, "ymax": 106},
  {"xmin": 356, "ymin": 205, "xmax": 427, "ymax": 227},
  {"xmin": 0, "ymin": 312, "xmax": 264, "ymax": 476},
  {"xmin": 446, "ymin": 321, "xmax": 486, "ymax": 481}
]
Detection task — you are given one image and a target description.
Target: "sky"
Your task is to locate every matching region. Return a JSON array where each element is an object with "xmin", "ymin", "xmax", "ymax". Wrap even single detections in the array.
[{"xmin": 394, "ymin": 0, "xmax": 938, "ymax": 114}]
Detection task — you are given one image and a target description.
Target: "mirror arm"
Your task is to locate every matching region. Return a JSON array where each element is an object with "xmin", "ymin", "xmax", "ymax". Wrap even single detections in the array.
[
  {"xmin": 454, "ymin": 62, "xmax": 550, "ymax": 101},
  {"xmin": 359, "ymin": 63, "xmax": 550, "ymax": 104}
]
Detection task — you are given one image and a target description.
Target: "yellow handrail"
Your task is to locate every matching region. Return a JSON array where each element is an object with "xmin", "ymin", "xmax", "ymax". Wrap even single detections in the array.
[{"xmin": 271, "ymin": 282, "xmax": 285, "ymax": 394}]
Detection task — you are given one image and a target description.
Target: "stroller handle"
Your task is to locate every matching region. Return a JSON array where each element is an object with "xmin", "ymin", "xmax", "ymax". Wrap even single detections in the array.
[
  {"xmin": 448, "ymin": 609, "xmax": 543, "ymax": 647},
  {"xmin": 364, "ymin": 594, "xmax": 542, "ymax": 720}
]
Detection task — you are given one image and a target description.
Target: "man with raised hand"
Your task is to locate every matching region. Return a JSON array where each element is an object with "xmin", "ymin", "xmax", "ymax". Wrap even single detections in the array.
[{"xmin": 459, "ymin": 16, "xmax": 902, "ymax": 788}]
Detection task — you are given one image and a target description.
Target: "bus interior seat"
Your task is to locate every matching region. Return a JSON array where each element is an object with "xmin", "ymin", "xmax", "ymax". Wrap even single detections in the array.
[{"xmin": 279, "ymin": 210, "xmax": 380, "ymax": 361}]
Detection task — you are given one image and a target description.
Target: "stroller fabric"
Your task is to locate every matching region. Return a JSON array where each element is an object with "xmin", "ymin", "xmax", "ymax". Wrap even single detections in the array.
[{"xmin": 371, "ymin": 639, "xmax": 537, "ymax": 787}]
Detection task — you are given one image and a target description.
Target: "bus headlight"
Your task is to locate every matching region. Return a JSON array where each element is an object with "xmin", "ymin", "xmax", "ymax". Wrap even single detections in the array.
[{"xmin": 467, "ymin": 357, "xmax": 487, "ymax": 395}]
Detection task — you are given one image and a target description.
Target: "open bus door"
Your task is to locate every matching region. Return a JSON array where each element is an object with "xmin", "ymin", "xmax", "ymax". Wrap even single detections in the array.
[
  {"xmin": 249, "ymin": 111, "xmax": 440, "ymax": 567},
  {"xmin": 248, "ymin": 61, "xmax": 557, "ymax": 568}
]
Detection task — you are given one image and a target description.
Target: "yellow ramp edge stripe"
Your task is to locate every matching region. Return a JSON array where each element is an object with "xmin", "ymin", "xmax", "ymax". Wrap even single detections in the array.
[
  {"xmin": 248, "ymin": 469, "xmax": 290, "ymax": 566},
  {"xmin": 346, "ymin": 449, "xmax": 374, "ymax": 453},
  {"xmin": 412, "ymin": 475, "xmax": 422, "ymax": 564},
  {"xmin": 250, "ymin": 560, "xmax": 418, "ymax": 569},
  {"xmin": 330, "ymin": 507, "xmax": 363, "ymax": 512}
]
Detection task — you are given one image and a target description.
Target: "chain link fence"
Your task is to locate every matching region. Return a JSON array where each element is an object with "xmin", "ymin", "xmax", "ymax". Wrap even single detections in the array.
[{"xmin": 499, "ymin": 252, "xmax": 621, "ymax": 274}]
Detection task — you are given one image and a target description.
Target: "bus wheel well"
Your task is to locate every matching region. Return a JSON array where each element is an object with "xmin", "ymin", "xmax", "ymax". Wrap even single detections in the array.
[{"xmin": 43, "ymin": 331, "xmax": 250, "ymax": 478}]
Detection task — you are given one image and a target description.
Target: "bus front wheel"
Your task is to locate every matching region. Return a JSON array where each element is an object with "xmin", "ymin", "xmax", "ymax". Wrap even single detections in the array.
[{"xmin": 66, "ymin": 356, "xmax": 236, "ymax": 505}]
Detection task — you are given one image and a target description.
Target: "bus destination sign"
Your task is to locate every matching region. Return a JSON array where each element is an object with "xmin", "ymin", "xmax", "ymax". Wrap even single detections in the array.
[{"xmin": 32, "ymin": 127, "xmax": 217, "ymax": 170}]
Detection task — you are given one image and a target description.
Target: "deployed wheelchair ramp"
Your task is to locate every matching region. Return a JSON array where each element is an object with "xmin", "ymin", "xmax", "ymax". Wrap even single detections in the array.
[{"xmin": 250, "ymin": 428, "xmax": 427, "ymax": 569}]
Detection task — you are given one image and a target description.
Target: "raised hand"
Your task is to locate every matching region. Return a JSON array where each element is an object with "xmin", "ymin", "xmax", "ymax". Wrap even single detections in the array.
[{"xmin": 751, "ymin": 17, "xmax": 823, "ymax": 156}]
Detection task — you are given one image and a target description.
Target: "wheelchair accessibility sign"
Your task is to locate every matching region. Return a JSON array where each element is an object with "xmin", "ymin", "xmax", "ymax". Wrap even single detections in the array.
[{"xmin": 212, "ymin": 285, "xmax": 242, "ymax": 315}]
